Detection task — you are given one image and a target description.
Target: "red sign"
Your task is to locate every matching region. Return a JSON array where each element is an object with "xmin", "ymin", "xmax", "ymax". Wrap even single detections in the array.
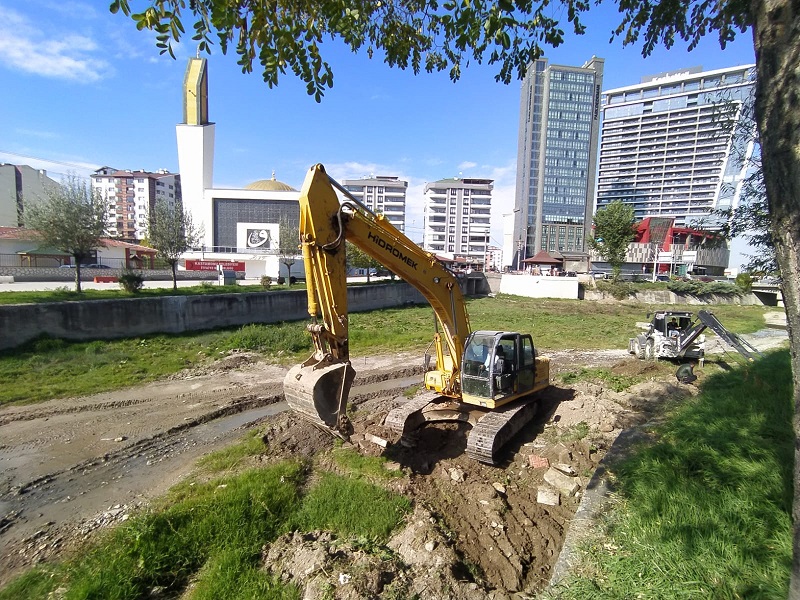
[{"xmin": 185, "ymin": 259, "xmax": 246, "ymax": 272}]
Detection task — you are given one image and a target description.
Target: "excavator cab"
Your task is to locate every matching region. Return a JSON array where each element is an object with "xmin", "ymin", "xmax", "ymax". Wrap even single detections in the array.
[{"xmin": 460, "ymin": 331, "xmax": 544, "ymax": 409}]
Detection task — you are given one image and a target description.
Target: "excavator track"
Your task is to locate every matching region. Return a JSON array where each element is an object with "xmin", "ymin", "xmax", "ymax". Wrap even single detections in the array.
[
  {"xmin": 384, "ymin": 392, "xmax": 443, "ymax": 435},
  {"xmin": 466, "ymin": 399, "xmax": 539, "ymax": 465}
]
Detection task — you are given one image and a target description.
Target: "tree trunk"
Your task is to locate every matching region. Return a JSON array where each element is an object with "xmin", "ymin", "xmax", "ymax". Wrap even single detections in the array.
[
  {"xmin": 751, "ymin": 1, "xmax": 800, "ymax": 595},
  {"xmin": 171, "ymin": 262, "xmax": 178, "ymax": 291},
  {"xmin": 75, "ymin": 263, "xmax": 82, "ymax": 293}
]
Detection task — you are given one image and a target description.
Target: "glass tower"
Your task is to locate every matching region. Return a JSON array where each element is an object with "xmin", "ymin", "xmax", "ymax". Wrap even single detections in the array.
[
  {"xmin": 512, "ymin": 56, "xmax": 604, "ymax": 265},
  {"xmin": 596, "ymin": 65, "xmax": 756, "ymax": 227}
]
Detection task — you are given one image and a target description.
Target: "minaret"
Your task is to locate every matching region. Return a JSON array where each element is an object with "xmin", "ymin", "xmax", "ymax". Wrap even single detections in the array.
[{"xmin": 176, "ymin": 57, "xmax": 215, "ymax": 249}]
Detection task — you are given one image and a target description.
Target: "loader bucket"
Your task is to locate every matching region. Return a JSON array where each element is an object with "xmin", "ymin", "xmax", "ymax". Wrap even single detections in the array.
[{"xmin": 283, "ymin": 361, "xmax": 356, "ymax": 432}]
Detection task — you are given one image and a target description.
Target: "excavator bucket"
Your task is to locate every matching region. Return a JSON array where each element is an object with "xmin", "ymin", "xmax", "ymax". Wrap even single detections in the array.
[{"xmin": 283, "ymin": 360, "xmax": 356, "ymax": 434}]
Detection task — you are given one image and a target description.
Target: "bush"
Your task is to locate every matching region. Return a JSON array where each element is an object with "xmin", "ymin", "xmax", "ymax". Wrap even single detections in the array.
[
  {"xmin": 596, "ymin": 280, "xmax": 635, "ymax": 299},
  {"xmin": 276, "ymin": 276, "xmax": 285, "ymax": 285},
  {"xmin": 259, "ymin": 275, "xmax": 272, "ymax": 290},
  {"xmin": 735, "ymin": 272, "xmax": 753, "ymax": 292},
  {"xmin": 118, "ymin": 270, "xmax": 144, "ymax": 294},
  {"xmin": 666, "ymin": 279, "xmax": 741, "ymax": 296}
]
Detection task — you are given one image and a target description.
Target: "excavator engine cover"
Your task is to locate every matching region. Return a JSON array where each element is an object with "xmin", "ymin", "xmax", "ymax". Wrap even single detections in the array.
[{"xmin": 283, "ymin": 360, "xmax": 356, "ymax": 433}]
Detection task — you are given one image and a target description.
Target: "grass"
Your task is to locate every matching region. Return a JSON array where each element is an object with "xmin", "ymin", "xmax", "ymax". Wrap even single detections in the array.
[
  {"xmin": 0, "ymin": 283, "xmax": 308, "ymax": 305},
  {"xmin": 0, "ymin": 461, "xmax": 411, "ymax": 600},
  {"xmin": 559, "ymin": 368, "xmax": 640, "ymax": 392},
  {"xmin": 196, "ymin": 428, "xmax": 267, "ymax": 473},
  {"xmin": 548, "ymin": 349, "xmax": 793, "ymax": 600},
  {"xmin": 0, "ymin": 296, "xmax": 774, "ymax": 407},
  {"xmin": 331, "ymin": 447, "xmax": 405, "ymax": 480}
]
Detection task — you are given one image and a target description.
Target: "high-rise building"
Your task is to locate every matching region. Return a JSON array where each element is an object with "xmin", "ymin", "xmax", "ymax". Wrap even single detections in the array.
[
  {"xmin": 341, "ymin": 175, "xmax": 408, "ymax": 232},
  {"xmin": 0, "ymin": 164, "xmax": 59, "ymax": 227},
  {"xmin": 91, "ymin": 167, "xmax": 181, "ymax": 242},
  {"xmin": 423, "ymin": 177, "xmax": 492, "ymax": 261},
  {"xmin": 596, "ymin": 64, "xmax": 756, "ymax": 227},
  {"xmin": 511, "ymin": 56, "xmax": 604, "ymax": 267}
]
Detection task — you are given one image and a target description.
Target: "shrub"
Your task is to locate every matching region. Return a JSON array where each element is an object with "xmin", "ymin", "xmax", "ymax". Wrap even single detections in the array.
[
  {"xmin": 276, "ymin": 276, "xmax": 285, "ymax": 285},
  {"xmin": 259, "ymin": 275, "xmax": 272, "ymax": 290},
  {"xmin": 596, "ymin": 280, "xmax": 634, "ymax": 299},
  {"xmin": 667, "ymin": 279, "xmax": 741, "ymax": 296},
  {"xmin": 118, "ymin": 270, "xmax": 144, "ymax": 294},
  {"xmin": 735, "ymin": 272, "xmax": 753, "ymax": 292}
]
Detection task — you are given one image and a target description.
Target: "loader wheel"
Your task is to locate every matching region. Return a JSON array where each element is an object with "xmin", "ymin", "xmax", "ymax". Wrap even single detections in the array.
[
  {"xmin": 637, "ymin": 343, "xmax": 646, "ymax": 360},
  {"xmin": 645, "ymin": 339, "xmax": 655, "ymax": 360}
]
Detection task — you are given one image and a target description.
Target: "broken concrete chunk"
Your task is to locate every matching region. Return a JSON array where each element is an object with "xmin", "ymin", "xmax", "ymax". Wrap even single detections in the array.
[
  {"xmin": 366, "ymin": 434, "xmax": 388, "ymax": 448},
  {"xmin": 537, "ymin": 487, "xmax": 560, "ymax": 506},
  {"xmin": 449, "ymin": 467, "xmax": 465, "ymax": 483},
  {"xmin": 492, "ymin": 482, "xmax": 506, "ymax": 495},
  {"xmin": 544, "ymin": 467, "xmax": 580, "ymax": 496},
  {"xmin": 553, "ymin": 463, "xmax": 576, "ymax": 476}
]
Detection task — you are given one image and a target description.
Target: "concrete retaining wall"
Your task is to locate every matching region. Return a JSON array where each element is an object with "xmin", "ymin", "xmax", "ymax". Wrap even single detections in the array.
[
  {"xmin": 583, "ymin": 289, "xmax": 765, "ymax": 305},
  {"xmin": 0, "ymin": 266, "xmax": 225, "ymax": 283},
  {"xmin": 0, "ymin": 283, "xmax": 426, "ymax": 351}
]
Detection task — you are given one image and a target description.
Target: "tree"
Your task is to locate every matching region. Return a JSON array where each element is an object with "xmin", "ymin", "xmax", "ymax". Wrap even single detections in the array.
[
  {"xmin": 148, "ymin": 200, "xmax": 201, "ymax": 290},
  {"xmin": 115, "ymin": 0, "xmax": 800, "ymax": 593},
  {"xmin": 277, "ymin": 216, "xmax": 299, "ymax": 286},
  {"xmin": 588, "ymin": 201, "xmax": 636, "ymax": 283},
  {"xmin": 706, "ymin": 81, "xmax": 777, "ymax": 274},
  {"xmin": 24, "ymin": 174, "xmax": 107, "ymax": 293},
  {"xmin": 346, "ymin": 241, "xmax": 382, "ymax": 282}
]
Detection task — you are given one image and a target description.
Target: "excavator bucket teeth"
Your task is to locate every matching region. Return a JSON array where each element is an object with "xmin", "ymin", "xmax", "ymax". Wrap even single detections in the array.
[{"xmin": 283, "ymin": 361, "xmax": 356, "ymax": 432}]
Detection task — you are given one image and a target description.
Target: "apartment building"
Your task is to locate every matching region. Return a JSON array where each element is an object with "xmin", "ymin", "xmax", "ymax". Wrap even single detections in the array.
[
  {"xmin": 423, "ymin": 177, "xmax": 492, "ymax": 262},
  {"xmin": 596, "ymin": 64, "xmax": 756, "ymax": 227},
  {"xmin": 341, "ymin": 175, "xmax": 408, "ymax": 232},
  {"xmin": 512, "ymin": 56, "xmax": 605, "ymax": 267},
  {"xmin": 91, "ymin": 168, "xmax": 181, "ymax": 241},
  {"xmin": 0, "ymin": 163, "xmax": 59, "ymax": 227}
]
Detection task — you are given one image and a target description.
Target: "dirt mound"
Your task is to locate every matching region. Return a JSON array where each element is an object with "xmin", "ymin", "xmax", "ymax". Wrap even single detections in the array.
[{"xmin": 265, "ymin": 505, "xmax": 506, "ymax": 600}]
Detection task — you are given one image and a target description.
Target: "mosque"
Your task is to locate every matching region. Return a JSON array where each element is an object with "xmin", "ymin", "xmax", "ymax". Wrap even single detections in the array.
[{"xmin": 176, "ymin": 57, "xmax": 303, "ymax": 279}]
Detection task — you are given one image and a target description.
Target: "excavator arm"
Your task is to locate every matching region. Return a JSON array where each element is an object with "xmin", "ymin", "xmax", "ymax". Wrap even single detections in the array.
[{"xmin": 284, "ymin": 164, "xmax": 471, "ymax": 434}]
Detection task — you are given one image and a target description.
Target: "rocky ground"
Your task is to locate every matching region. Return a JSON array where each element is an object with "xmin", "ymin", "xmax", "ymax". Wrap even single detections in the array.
[{"xmin": 0, "ymin": 318, "xmax": 789, "ymax": 597}]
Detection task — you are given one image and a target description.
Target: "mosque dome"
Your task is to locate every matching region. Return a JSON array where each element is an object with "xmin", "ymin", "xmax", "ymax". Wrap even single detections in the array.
[{"xmin": 244, "ymin": 172, "xmax": 297, "ymax": 192}]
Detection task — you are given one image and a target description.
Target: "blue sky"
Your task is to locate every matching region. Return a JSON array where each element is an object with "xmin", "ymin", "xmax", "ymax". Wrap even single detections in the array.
[{"xmin": 0, "ymin": 1, "xmax": 756, "ymax": 248}]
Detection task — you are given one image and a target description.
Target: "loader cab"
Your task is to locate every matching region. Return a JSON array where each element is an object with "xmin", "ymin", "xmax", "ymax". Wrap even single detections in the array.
[{"xmin": 461, "ymin": 331, "xmax": 538, "ymax": 409}]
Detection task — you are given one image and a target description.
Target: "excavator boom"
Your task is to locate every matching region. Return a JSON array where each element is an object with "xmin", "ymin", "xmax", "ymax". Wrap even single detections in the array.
[{"xmin": 283, "ymin": 164, "xmax": 470, "ymax": 434}]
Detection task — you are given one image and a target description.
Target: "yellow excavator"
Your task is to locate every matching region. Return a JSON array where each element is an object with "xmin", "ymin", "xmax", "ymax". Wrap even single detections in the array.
[{"xmin": 283, "ymin": 164, "xmax": 550, "ymax": 464}]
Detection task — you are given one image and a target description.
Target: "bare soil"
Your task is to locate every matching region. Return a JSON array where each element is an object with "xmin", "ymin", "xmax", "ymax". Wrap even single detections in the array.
[{"xmin": 0, "ymin": 323, "xmax": 788, "ymax": 597}]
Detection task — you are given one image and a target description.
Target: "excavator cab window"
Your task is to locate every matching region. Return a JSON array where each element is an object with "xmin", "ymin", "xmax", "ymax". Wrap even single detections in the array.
[{"xmin": 462, "ymin": 334, "xmax": 525, "ymax": 400}]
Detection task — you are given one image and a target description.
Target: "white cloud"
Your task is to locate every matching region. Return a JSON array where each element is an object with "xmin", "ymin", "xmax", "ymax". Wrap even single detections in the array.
[
  {"xmin": 457, "ymin": 160, "xmax": 477, "ymax": 170},
  {"xmin": 14, "ymin": 128, "xmax": 59, "ymax": 140},
  {"xmin": 0, "ymin": 6, "xmax": 109, "ymax": 82}
]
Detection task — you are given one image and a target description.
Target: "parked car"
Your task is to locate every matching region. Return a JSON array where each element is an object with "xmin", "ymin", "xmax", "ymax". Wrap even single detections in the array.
[
  {"xmin": 85, "ymin": 263, "xmax": 111, "ymax": 269},
  {"xmin": 58, "ymin": 264, "xmax": 76, "ymax": 268}
]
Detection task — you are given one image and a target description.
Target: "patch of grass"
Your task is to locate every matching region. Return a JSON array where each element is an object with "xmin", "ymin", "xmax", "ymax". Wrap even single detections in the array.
[
  {"xmin": 0, "ymin": 463, "xmax": 305, "ymax": 600},
  {"xmin": 550, "ymin": 350, "xmax": 793, "ymax": 599},
  {"xmin": 0, "ymin": 283, "xmax": 307, "ymax": 305},
  {"xmin": 0, "ymin": 296, "xmax": 774, "ymax": 406},
  {"xmin": 187, "ymin": 547, "xmax": 299, "ymax": 600},
  {"xmin": 560, "ymin": 421, "xmax": 591, "ymax": 442},
  {"xmin": 1, "ymin": 461, "xmax": 413, "ymax": 599},
  {"xmin": 291, "ymin": 472, "xmax": 411, "ymax": 540},
  {"xmin": 196, "ymin": 429, "xmax": 267, "ymax": 473},
  {"xmin": 331, "ymin": 448, "xmax": 405, "ymax": 480},
  {"xmin": 559, "ymin": 368, "xmax": 639, "ymax": 392},
  {"xmin": 223, "ymin": 322, "xmax": 310, "ymax": 354}
]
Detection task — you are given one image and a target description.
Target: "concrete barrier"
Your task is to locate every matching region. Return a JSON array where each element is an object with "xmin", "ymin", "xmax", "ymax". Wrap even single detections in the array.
[{"xmin": 0, "ymin": 283, "xmax": 427, "ymax": 351}]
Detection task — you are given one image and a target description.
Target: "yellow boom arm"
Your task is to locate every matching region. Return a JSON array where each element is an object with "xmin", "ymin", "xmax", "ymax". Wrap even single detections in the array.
[{"xmin": 284, "ymin": 164, "xmax": 471, "ymax": 433}]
